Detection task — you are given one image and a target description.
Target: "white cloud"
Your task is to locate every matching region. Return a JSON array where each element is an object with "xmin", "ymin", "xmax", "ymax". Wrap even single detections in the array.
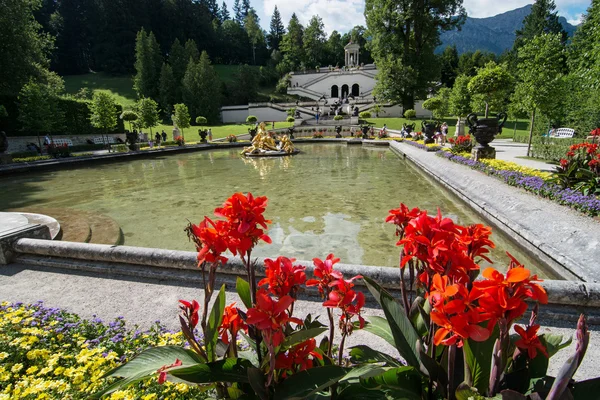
[{"xmin": 263, "ymin": 0, "xmax": 366, "ymax": 34}]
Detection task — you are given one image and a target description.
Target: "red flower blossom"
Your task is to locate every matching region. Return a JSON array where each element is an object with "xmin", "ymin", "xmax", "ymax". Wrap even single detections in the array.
[
  {"xmin": 259, "ymin": 256, "xmax": 307, "ymax": 298},
  {"xmin": 306, "ymin": 254, "xmax": 343, "ymax": 297},
  {"xmin": 156, "ymin": 358, "xmax": 182, "ymax": 384},
  {"xmin": 214, "ymin": 192, "xmax": 272, "ymax": 256},
  {"xmin": 190, "ymin": 217, "xmax": 231, "ymax": 265},
  {"xmin": 179, "ymin": 299, "xmax": 200, "ymax": 330},
  {"xmin": 560, "ymin": 158, "xmax": 569, "ymax": 168},
  {"xmin": 218, "ymin": 302, "xmax": 247, "ymax": 345},
  {"xmin": 386, "ymin": 203, "xmax": 422, "ymax": 236},
  {"xmin": 515, "ymin": 324, "xmax": 548, "ymax": 359},
  {"xmin": 246, "ymin": 289, "xmax": 302, "ymax": 347},
  {"xmin": 431, "ymin": 308, "xmax": 490, "ymax": 346},
  {"xmin": 474, "ymin": 253, "xmax": 547, "ymax": 326},
  {"xmin": 459, "ymin": 224, "xmax": 495, "ymax": 264},
  {"xmin": 275, "ymin": 338, "xmax": 323, "ymax": 374},
  {"xmin": 324, "ymin": 276, "xmax": 366, "ymax": 332},
  {"xmin": 591, "ymin": 128, "xmax": 600, "ymax": 137},
  {"xmin": 566, "ymin": 151, "xmax": 575, "ymax": 158}
]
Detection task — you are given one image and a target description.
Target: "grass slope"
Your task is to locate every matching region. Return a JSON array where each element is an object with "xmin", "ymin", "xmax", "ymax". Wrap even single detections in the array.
[{"xmin": 64, "ymin": 72, "xmax": 137, "ymax": 107}]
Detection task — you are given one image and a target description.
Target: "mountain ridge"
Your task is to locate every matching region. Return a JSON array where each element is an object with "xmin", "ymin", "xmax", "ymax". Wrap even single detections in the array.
[{"xmin": 438, "ymin": 4, "xmax": 578, "ymax": 54}]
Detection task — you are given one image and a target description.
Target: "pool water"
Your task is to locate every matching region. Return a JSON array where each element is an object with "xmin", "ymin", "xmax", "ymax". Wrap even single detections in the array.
[{"xmin": 0, "ymin": 144, "xmax": 551, "ymax": 277}]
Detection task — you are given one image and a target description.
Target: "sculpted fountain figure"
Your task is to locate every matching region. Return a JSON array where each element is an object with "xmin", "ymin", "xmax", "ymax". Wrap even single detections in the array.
[{"xmin": 241, "ymin": 123, "xmax": 298, "ymax": 157}]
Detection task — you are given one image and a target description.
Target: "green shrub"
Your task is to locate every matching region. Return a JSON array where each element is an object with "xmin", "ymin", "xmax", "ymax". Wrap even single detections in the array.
[
  {"xmin": 195, "ymin": 116, "xmax": 207, "ymax": 125},
  {"xmin": 111, "ymin": 144, "xmax": 129, "ymax": 153},
  {"xmin": 246, "ymin": 115, "xmax": 257, "ymax": 124},
  {"xmin": 333, "ymin": 115, "xmax": 343, "ymax": 121},
  {"xmin": 73, "ymin": 152, "xmax": 93, "ymax": 157},
  {"xmin": 404, "ymin": 109, "xmax": 417, "ymax": 119},
  {"xmin": 12, "ymin": 155, "xmax": 52, "ymax": 163},
  {"xmin": 286, "ymin": 116, "xmax": 295, "ymax": 123},
  {"xmin": 359, "ymin": 111, "xmax": 371, "ymax": 119},
  {"xmin": 530, "ymin": 137, "xmax": 588, "ymax": 161},
  {"xmin": 10, "ymin": 150, "xmax": 38, "ymax": 158}
]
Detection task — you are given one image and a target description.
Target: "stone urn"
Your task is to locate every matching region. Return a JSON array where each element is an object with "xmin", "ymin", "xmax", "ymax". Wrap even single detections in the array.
[
  {"xmin": 125, "ymin": 131, "xmax": 139, "ymax": 151},
  {"xmin": 466, "ymin": 112, "xmax": 507, "ymax": 159},
  {"xmin": 421, "ymin": 121, "xmax": 439, "ymax": 144}
]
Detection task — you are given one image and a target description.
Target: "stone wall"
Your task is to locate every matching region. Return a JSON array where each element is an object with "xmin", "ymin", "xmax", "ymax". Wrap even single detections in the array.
[{"xmin": 6, "ymin": 133, "xmax": 127, "ymax": 154}]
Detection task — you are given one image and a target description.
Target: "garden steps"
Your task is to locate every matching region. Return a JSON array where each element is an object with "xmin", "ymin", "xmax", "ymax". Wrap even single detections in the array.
[{"xmin": 7, "ymin": 207, "xmax": 122, "ymax": 245}]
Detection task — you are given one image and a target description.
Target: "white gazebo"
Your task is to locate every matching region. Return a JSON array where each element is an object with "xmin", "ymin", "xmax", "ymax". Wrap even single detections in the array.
[{"xmin": 344, "ymin": 41, "xmax": 360, "ymax": 67}]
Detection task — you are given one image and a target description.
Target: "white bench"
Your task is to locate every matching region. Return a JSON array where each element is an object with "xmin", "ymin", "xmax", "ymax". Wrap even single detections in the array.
[
  {"xmin": 52, "ymin": 138, "xmax": 73, "ymax": 147},
  {"xmin": 552, "ymin": 128, "xmax": 575, "ymax": 138},
  {"xmin": 92, "ymin": 137, "xmax": 116, "ymax": 145}
]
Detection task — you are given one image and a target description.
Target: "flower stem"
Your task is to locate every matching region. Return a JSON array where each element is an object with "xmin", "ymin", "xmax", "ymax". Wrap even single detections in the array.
[
  {"xmin": 327, "ymin": 302, "xmax": 335, "ymax": 358},
  {"xmin": 338, "ymin": 333, "xmax": 347, "ymax": 366}
]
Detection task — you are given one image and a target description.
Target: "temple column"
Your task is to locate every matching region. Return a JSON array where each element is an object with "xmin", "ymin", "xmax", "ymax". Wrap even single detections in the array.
[{"xmin": 355, "ymin": 51, "xmax": 359, "ymax": 65}]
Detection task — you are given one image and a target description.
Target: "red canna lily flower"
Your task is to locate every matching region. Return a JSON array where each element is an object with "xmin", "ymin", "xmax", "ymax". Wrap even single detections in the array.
[
  {"xmin": 515, "ymin": 324, "xmax": 548, "ymax": 359},
  {"xmin": 259, "ymin": 256, "xmax": 307, "ymax": 298},
  {"xmin": 156, "ymin": 358, "xmax": 182, "ymax": 384},
  {"xmin": 190, "ymin": 217, "xmax": 231, "ymax": 265},
  {"xmin": 218, "ymin": 302, "xmax": 247, "ymax": 345},
  {"xmin": 324, "ymin": 276, "xmax": 366, "ymax": 332},
  {"xmin": 179, "ymin": 299, "xmax": 200, "ymax": 329},
  {"xmin": 214, "ymin": 192, "xmax": 272, "ymax": 256},
  {"xmin": 246, "ymin": 289, "xmax": 302, "ymax": 347},
  {"xmin": 276, "ymin": 338, "xmax": 323, "ymax": 375},
  {"xmin": 306, "ymin": 254, "xmax": 343, "ymax": 297}
]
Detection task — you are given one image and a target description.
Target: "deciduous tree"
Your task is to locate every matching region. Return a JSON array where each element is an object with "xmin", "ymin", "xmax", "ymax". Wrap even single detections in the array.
[
  {"xmin": 173, "ymin": 103, "xmax": 191, "ymax": 140},
  {"xmin": 135, "ymin": 97, "xmax": 160, "ymax": 135},
  {"xmin": 90, "ymin": 91, "xmax": 118, "ymax": 146},
  {"xmin": 365, "ymin": 0, "xmax": 466, "ymax": 109},
  {"xmin": 468, "ymin": 62, "xmax": 513, "ymax": 117}
]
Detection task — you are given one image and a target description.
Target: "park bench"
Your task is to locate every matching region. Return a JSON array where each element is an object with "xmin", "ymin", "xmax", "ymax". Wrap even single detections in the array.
[
  {"xmin": 92, "ymin": 136, "xmax": 116, "ymax": 145},
  {"xmin": 552, "ymin": 128, "xmax": 575, "ymax": 138},
  {"xmin": 52, "ymin": 138, "xmax": 73, "ymax": 147}
]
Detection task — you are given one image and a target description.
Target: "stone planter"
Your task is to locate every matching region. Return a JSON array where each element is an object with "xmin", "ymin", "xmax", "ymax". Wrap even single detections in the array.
[{"xmin": 466, "ymin": 112, "xmax": 507, "ymax": 160}]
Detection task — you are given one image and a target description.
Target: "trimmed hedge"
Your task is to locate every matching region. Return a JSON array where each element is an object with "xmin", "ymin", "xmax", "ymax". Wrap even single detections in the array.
[
  {"xmin": 0, "ymin": 95, "xmax": 125, "ymax": 137},
  {"xmin": 529, "ymin": 137, "xmax": 589, "ymax": 162}
]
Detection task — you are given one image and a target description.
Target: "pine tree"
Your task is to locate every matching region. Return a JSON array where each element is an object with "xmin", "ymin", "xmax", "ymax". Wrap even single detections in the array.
[
  {"xmin": 230, "ymin": 64, "xmax": 258, "ymax": 104},
  {"xmin": 325, "ymin": 31, "xmax": 344, "ymax": 66},
  {"xmin": 133, "ymin": 29, "xmax": 162, "ymax": 99},
  {"xmin": 514, "ymin": 0, "xmax": 567, "ymax": 49},
  {"xmin": 169, "ymin": 39, "xmax": 187, "ymax": 87},
  {"xmin": 440, "ymin": 45, "xmax": 459, "ymax": 87},
  {"xmin": 245, "ymin": 11, "xmax": 263, "ymax": 64},
  {"xmin": 182, "ymin": 52, "xmax": 222, "ymax": 123},
  {"xmin": 184, "ymin": 39, "xmax": 200, "ymax": 63},
  {"xmin": 219, "ymin": 1, "xmax": 230, "ymax": 22},
  {"xmin": 268, "ymin": 6, "xmax": 285, "ymax": 50},
  {"xmin": 201, "ymin": 0, "xmax": 219, "ymax": 19},
  {"xmin": 159, "ymin": 63, "xmax": 177, "ymax": 116},
  {"xmin": 233, "ymin": 0, "xmax": 243, "ymax": 23}
]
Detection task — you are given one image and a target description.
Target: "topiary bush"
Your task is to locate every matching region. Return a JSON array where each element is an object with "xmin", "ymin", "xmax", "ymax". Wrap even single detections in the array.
[
  {"xmin": 246, "ymin": 115, "xmax": 257, "ymax": 124},
  {"xmin": 404, "ymin": 109, "xmax": 417, "ymax": 119},
  {"xmin": 359, "ymin": 111, "xmax": 371, "ymax": 119},
  {"xmin": 333, "ymin": 115, "xmax": 343, "ymax": 121}
]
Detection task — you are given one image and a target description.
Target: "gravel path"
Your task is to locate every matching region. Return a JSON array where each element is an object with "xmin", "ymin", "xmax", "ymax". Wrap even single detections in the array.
[{"xmin": 0, "ymin": 263, "xmax": 597, "ymax": 380}]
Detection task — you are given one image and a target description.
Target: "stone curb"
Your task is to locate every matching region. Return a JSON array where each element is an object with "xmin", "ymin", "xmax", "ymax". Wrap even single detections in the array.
[{"xmin": 9, "ymin": 238, "xmax": 600, "ymax": 308}]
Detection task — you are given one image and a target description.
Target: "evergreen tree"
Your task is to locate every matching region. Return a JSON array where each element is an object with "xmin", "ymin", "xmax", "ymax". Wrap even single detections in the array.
[
  {"xmin": 133, "ymin": 28, "xmax": 162, "ymax": 99},
  {"xmin": 440, "ymin": 45, "xmax": 459, "ymax": 88},
  {"xmin": 182, "ymin": 52, "xmax": 222, "ymax": 123},
  {"xmin": 0, "ymin": 0, "xmax": 56, "ymax": 96},
  {"xmin": 159, "ymin": 63, "xmax": 177, "ymax": 116},
  {"xmin": 221, "ymin": 20, "xmax": 252, "ymax": 63},
  {"xmin": 280, "ymin": 13, "xmax": 305, "ymax": 71},
  {"xmin": 303, "ymin": 16, "xmax": 326, "ymax": 67},
  {"xmin": 233, "ymin": 0, "xmax": 243, "ymax": 23},
  {"xmin": 230, "ymin": 64, "xmax": 258, "ymax": 105},
  {"xmin": 201, "ymin": 0, "xmax": 219, "ymax": 20},
  {"xmin": 169, "ymin": 39, "xmax": 187, "ymax": 87},
  {"xmin": 365, "ymin": 0, "xmax": 466, "ymax": 109},
  {"xmin": 51, "ymin": 0, "xmax": 95, "ymax": 74},
  {"xmin": 219, "ymin": 1, "xmax": 230, "ymax": 22},
  {"xmin": 184, "ymin": 39, "xmax": 200, "ymax": 64},
  {"xmin": 514, "ymin": 0, "xmax": 567, "ymax": 50},
  {"xmin": 268, "ymin": 6, "xmax": 285, "ymax": 50}
]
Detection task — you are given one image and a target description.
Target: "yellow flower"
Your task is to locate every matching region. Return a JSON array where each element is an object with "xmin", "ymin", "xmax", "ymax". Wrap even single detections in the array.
[
  {"xmin": 11, "ymin": 363, "xmax": 23, "ymax": 373},
  {"xmin": 0, "ymin": 352, "xmax": 8, "ymax": 361},
  {"xmin": 26, "ymin": 366, "xmax": 39, "ymax": 375},
  {"xmin": 142, "ymin": 394, "xmax": 158, "ymax": 400}
]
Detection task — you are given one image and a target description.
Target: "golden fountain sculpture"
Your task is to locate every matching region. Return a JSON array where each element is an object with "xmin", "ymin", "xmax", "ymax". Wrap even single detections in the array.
[{"xmin": 241, "ymin": 122, "xmax": 298, "ymax": 157}]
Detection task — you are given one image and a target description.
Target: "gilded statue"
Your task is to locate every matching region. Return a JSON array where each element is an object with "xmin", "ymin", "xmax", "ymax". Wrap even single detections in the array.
[{"xmin": 241, "ymin": 122, "xmax": 297, "ymax": 157}]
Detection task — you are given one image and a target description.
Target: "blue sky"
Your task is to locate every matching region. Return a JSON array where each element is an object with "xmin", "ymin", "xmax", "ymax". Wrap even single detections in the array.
[{"xmin": 223, "ymin": 0, "xmax": 591, "ymax": 35}]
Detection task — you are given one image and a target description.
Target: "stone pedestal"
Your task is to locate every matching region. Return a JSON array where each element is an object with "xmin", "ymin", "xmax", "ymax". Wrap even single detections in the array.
[
  {"xmin": 455, "ymin": 119, "xmax": 466, "ymax": 136},
  {"xmin": 471, "ymin": 146, "xmax": 496, "ymax": 161},
  {"xmin": 0, "ymin": 153, "xmax": 12, "ymax": 165},
  {"xmin": 172, "ymin": 127, "xmax": 181, "ymax": 140}
]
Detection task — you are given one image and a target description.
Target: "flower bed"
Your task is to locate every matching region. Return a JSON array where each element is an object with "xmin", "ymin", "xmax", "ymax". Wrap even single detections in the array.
[
  {"xmin": 438, "ymin": 151, "xmax": 600, "ymax": 216},
  {"xmin": 0, "ymin": 301, "xmax": 209, "ymax": 399},
  {"xmin": 403, "ymin": 139, "xmax": 442, "ymax": 152}
]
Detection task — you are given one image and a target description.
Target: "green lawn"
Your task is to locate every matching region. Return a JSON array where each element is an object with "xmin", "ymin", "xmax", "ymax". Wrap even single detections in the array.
[
  {"xmin": 153, "ymin": 121, "xmax": 293, "ymax": 140},
  {"xmin": 63, "ymin": 72, "xmax": 137, "ymax": 107},
  {"xmin": 368, "ymin": 117, "xmax": 530, "ymax": 139}
]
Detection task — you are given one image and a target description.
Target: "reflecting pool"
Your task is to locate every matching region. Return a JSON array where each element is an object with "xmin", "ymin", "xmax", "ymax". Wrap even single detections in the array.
[{"xmin": 0, "ymin": 144, "xmax": 552, "ymax": 276}]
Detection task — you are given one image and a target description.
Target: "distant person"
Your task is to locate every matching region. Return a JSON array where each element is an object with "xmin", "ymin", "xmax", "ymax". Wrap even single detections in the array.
[
  {"xmin": 161, "ymin": 131, "xmax": 167, "ymax": 142},
  {"xmin": 208, "ymin": 129, "xmax": 213, "ymax": 141},
  {"xmin": 155, "ymin": 132, "xmax": 161, "ymax": 147},
  {"xmin": 316, "ymin": 112, "xmax": 320, "ymax": 124},
  {"xmin": 272, "ymin": 121, "xmax": 275, "ymax": 129}
]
